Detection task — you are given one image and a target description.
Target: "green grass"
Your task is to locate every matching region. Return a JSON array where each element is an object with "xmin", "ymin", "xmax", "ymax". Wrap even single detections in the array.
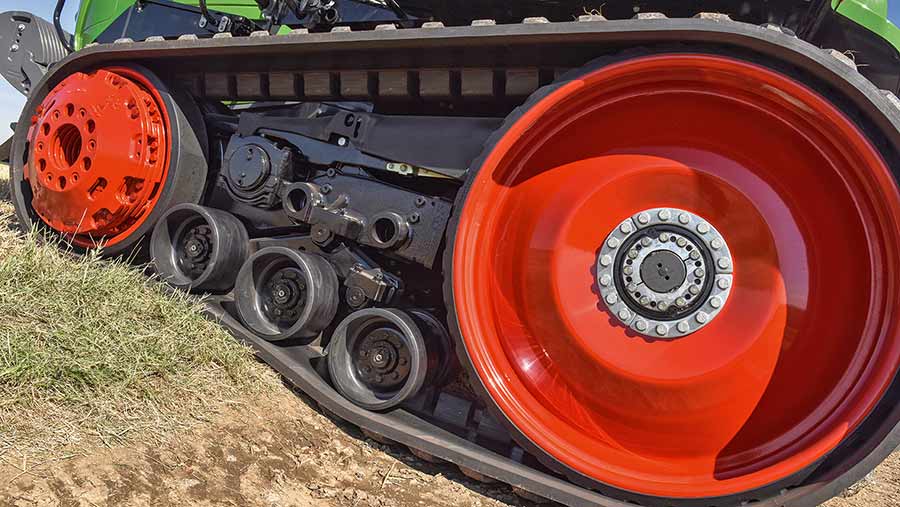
[{"xmin": 0, "ymin": 165, "xmax": 271, "ymax": 458}]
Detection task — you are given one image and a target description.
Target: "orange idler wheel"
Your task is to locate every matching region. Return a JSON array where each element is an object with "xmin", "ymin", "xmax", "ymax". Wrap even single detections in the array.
[
  {"xmin": 26, "ymin": 67, "xmax": 171, "ymax": 248},
  {"xmin": 447, "ymin": 51, "xmax": 900, "ymax": 502}
]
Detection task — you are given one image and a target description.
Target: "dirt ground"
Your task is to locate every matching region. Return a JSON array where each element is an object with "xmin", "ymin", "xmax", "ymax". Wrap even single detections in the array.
[{"xmin": 0, "ymin": 382, "xmax": 896, "ymax": 507}]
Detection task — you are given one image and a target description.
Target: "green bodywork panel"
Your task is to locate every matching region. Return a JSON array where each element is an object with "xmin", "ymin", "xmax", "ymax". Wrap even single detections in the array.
[
  {"xmin": 832, "ymin": 0, "xmax": 900, "ymax": 52},
  {"xmin": 74, "ymin": 0, "xmax": 265, "ymax": 49},
  {"xmin": 72, "ymin": 0, "xmax": 900, "ymax": 53}
]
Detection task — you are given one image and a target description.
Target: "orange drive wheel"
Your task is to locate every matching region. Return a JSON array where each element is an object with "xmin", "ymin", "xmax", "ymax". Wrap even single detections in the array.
[
  {"xmin": 21, "ymin": 65, "xmax": 207, "ymax": 256},
  {"xmin": 446, "ymin": 50, "xmax": 900, "ymax": 504}
]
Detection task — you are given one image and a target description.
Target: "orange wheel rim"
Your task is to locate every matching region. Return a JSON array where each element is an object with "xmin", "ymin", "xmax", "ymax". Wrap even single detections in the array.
[
  {"xmin": 26, "ymin": 67, "xmax": 171, "ymax": 248},
  {"xmin": 451, "ymin": 54, "xmax": 900, "ymax": 498}
]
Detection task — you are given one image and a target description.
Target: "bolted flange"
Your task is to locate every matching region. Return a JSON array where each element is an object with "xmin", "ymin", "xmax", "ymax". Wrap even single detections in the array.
[{"xmin": 596, "ymin": 208, "xmax": 734, "ymax": 339}]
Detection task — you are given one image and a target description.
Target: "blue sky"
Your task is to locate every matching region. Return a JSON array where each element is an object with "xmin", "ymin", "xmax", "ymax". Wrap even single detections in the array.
[{"xmin": 0, "ymin": 2, "xmax": 899, "ymax": 143}]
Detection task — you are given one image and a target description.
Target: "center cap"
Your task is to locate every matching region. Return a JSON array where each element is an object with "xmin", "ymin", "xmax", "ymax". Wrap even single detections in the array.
[
  {"xmin": 596, "ymin": 208, "xmax": 735, "ymax": 339},
  {"xmin": 641, "ymin": 250, "xmax": 686, "ymax": 293}
]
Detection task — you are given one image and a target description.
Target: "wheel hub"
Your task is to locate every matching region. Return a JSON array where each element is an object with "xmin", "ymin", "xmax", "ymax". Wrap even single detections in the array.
[
  {"xmin": 26, "ymin": 68, "xmax": 170, "ymax": 246},
  {"xmin": 597, "ymin": 208, "xmax": 733, "ymax": 338},
  {"xmin": 355, "ymin": 327, "xmax": 411, "ymax": 389},
  {"xmin": 263, "ymin": 268, "xmax": 307, "ymax": 322},
  {"xmin": 175, "ymin": 222, "xmax": 212, "ymax": 279}
]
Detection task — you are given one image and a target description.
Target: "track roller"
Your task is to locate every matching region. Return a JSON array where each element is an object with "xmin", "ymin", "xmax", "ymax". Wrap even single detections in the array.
[
  {"xmin": 327, "ymin": 308, "xmax": 453, "ymax": 411},
  {"xmin": 150, "ymin": 204, "xmax": 248, "ymax": 293},
  {"xmin": 234, "ymin": 247, "xmax": 339, "ymax": 341}
]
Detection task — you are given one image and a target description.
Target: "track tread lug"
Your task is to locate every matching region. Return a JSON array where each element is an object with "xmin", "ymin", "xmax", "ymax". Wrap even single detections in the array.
[
  {"xmin": 458, "ymin": 465, "xmax": 496, "ymax": 483},
  {"xmin": 825, "ymin": 48, "xmax": 858, "ymax": 70},
  {"xmin": 114, "ymin": 37, "xmax": 134, "ymax": 44},
  {"xmin": 145, "ymin": 36, "xmax": 165, "ymax": 42},
  {"xmin": 694, "ymin": 12, "xmax": 732, "ymax": 22},
  {"xmin": 289, "ymin": 28, "xmax": 310, "ymax": 34},
  {"xmin": 375, "ymin": 23, "xmax": 397, "ymax": 31},
  {"xmin": 361, "ymin": 428, "xmax": 395, "ymax": 445},
  {"xmin": 421, "ymin": 21, "xmax": 445, "ymax": 28},
  {"xmin": 331, "ymin": 26, "xmax": 352, "ymax": 33},
  {"xmin": 523, "ymin": 17, "xmax": 550, "ymax": 24},
  {"xmin": 634, "ymin": 12, "xmax": 668, "ymax": 20},
  {"xmin": 250, "ymin": 30, "xmax": 270, "ymax": 37},
  {"xmin": 882, "ymin": 90, "xmax": 900, "ymax": 110},
  {"xmin": 471, "ymin": 19, "xmax": 498, "ymax": 26}
]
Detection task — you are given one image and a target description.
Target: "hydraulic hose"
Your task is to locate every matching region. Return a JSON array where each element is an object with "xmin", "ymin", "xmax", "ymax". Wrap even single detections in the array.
[{"xmin": 54, "ymin": 0, "xmax": 74, "ymax": 53}]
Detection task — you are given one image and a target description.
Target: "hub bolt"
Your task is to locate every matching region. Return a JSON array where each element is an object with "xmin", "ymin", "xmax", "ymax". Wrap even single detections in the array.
[
  {"xmin": 620, "ymin": 222, "xmax": 634, "ymax": 234},
  {"xmin": 696, "ymin": 312, "xmax": 709, "ymax": 324},
  {"xmin": 658, "ymin": 209, "xmax": 671, "ymax": 220},
  {"xmin": 679, "ymin": 213, "xmax": 690, "ymax": 224},
  {"xmin": 607, "ymin": 237, "xmax": 620, "ymax": 248},
  {"xmin": 697, "ymin": 222, "xmax": 711, "ymax": 234},
  {"xmin": 718, "ymin": 258, "xmax": 731, "ymax": 269},
  {"xmin": 600, "ymin": 274, "xmax": 611, "ymax": 286},
  {"xmin": 655, "ymin": 324, "xmax": 668, "ymax": 336},
  {"xmin": 676, "ymin": 237, "xmax": 688, "ymax": 247},
  {"xmin": 677, "ymin": 321, "xmax": 690, "ymax": 333},
  {"xmin": 659, "ymin": 232, "xmax": 670, "ymax": 242},
  {"xmin": 638, "ymin": 213, "xmax": 651, "ymax": 224}
]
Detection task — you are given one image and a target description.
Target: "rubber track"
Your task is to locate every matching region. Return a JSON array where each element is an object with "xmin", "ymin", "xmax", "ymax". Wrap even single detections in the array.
[{"xmin": 8, "ymin": 11, "xmax": 900, "ymax": 507}]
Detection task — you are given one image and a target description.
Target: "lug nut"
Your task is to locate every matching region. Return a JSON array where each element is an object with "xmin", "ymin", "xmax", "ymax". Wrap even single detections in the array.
[
  {"xmin": 696, "ymin": 312, "xmax": 709, "ymax": 324},
  {"xmin": 639, "ymin": 296, "xmax": 651, "ymax": 306},
  {"xmin": 697, "ymin": 222, "xmax": 710, "ymax": 234},
  {"xmin": 655, "ymin": 324, "xmax": 668, "ymax": 336},
  {"xmin": 659, "ymin": 232, "xmax": 670, "ymax": 242},
  {"xmin": 605, "ymin": 293, "xmax": 618, "ymax": 305},
  {"xmin": 600, "ymin": 255, "xmax": 612, "ymax": 267},
  {"xmin": 694, "ymin": 268, "xmax": 705, "ymax": 277},
  {"xmin": 710, "ymin": 297, "xmax": 722, "ymax": 309},
  {"xmin": 679, "ymin": 213, "xmax": 690, "ymax": 224},
  {"xmin": 620, "ymin": 222, "xmax": 634, "ymax": 234},
  {"xmin": 658, "ymin": 209, "xmax": 671, "ymax": 220},
  {"xmin": 618, "ymin": 309, "xmax": 631, "ymax": 320},
  {"xmin": 627, "ymin": 283, "xmax": 638, "ymax": 292},
  {"xmin": 689, "ymin": 285, "xmax": 701, "ymax": 295},
  {"xmin": 634, "ymin": 320, "xmax": 648, "ymax": 332},
  {"xmin": 627, "ymin": 249, "xmax": 638, "ymax": 259},
  {"xmin": 607, "ymin": 237, "xmax": 620, "ymax": 248},
  {"xmin": 675, "ymin": 297, "xmax": 687, "ymax": 307},
  {"xmin": 641, "ymin": 237, "xmax": 652, "ymax": 247},
  {"xmin": 658, "ymin": 302, "xmax": 669, "ymax": 311},
  {"xmin": 711, "ymin": 238, "xmax": 723, "ymax": 250},
  {"xmin": 600, "ymin": 274, "xmax": 611, "ymax": 286},
  {"xmin": 676, "ymin": 237, "xmax": 688, "ymax": 247},
  {"xmin": 690, "ymin": 250, "xmax": 701, "ymax": 260},
  {"xmin": 638, "ymin": 213, "xmax": 650, "ymax": 224},
  {"xmin": 717, "ymin": 257, "xmax": 731, "ymax": 269},
  {"xmin": 623, "ymin": 266, "xmax": 634, "ymax": 275},
  {"xmin": 717, "ymin": 278, "xmax": 731, "ymax": 289},
  {"xmin": 677, "ymin": 321, "xmax": 690, "ymax": 333}
]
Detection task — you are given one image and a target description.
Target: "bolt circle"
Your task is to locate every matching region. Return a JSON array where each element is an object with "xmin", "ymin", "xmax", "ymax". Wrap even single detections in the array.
[{"xmin": 597, "ymin": 208, "xmax": 734, "ymax": 339}]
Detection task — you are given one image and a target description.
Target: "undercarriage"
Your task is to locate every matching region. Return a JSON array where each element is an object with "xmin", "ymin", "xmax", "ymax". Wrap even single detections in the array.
[{"xmin": 3, "ymin": 2, "xmax": 900, "ymax": 505}]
